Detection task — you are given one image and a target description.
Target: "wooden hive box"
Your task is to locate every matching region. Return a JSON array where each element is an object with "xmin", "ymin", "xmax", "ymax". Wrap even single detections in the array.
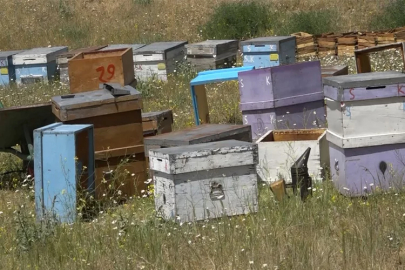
[
  {"xmin": 238, "ymin": 60, "xmax": 326, "ymax": 141},
  {"xmin": 51, "ymin": 85, "xmax": 147, "ymax": 199},
  {"xmin": 143, "ymin": 124, "xmax": 252, "ymax": 157},
  {"xmin": 323, "ymin": 72, "xmax": 405, "ymax": 196},
  {"xmin": 321, "ymin": 65, "xmax": 349, "ymax": 77},
  {"xmin": 357, "ymin": 33, "xmax": 377, "ymax": 49},
  {"xmin": 337, "ymin": 33, "xmax": 358, "ymax": 56},
  {"xmin": 151, "ymin": 140, "xmax": 259, "ymax": 222},
  {"xmin": 255, "ymin": 129, "xmax": 329, "ymax": 184},
  {"xmin": 68, "ymin": 48, "xmax": 135, "ymax": 94},
  {"xmin": 291, "ymin": 32, "xmax": 317, "ymax": 58},
  {"xmin": 142, "ymin": 109, "xmax": 174, "ymax": 137},
  {"xmin": 134, "ymin": 41, "xmax": 188, "ymax": 81},
  {"xmin": 185, "ymin": 40, "xmax": 238, "ymax": 71},
  {"xmin": 240, "ymin": 36, "xmax": 296, "ymax": 68},
  {"xmin": 56, "ymin": 45, "xmax": 108, "ymax": 85},
  {"xmin": 12, "ymin": 46, "xmax": 68, "ymax": 85}
]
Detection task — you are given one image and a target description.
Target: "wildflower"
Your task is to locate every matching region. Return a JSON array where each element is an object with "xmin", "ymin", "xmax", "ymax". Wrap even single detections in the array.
[
  {"xmin": 262, "ymin": 264, "xmax": 268, "ymax": 268},
  {"xmin": 249, "ymin": 261, "xmax": 254, "ymax": 264}
]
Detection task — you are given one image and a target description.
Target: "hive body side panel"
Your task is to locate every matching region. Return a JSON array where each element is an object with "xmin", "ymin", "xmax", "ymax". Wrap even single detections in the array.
[
  {"xmin": 238, "ymin": 68, "xmax": 274, "ymax": 106},
  {"xmin": 149, "ymin": 146, "xmax": 255, "ymax": 174},
  {"xmin": 339, "ymin": 97, "xmax": 405, "ymax": 140},
  {"xmin": 329, "ymin": 141, "xmax": 405, "ymax": 197},
  {"xmin": 41, "ymin": 133, "xmax": 77, "ymax": 223},
  {"xmin": 271, "ymin": 61, "xmax": 322, "ymax": 102},
  {"xmin": 172, "ymin": 165, "xmax": 258, "ymax": 222},
  {"xmin": 325, "ymin": 98, "xmax": 344, "ymax": 137},
  {"xmin": 257, "ymin": 140, "xmax": 323, "ymax": 183},
  {"xmin": 154, "ymin": 176, "xmax": 176, "ymax": 220}
]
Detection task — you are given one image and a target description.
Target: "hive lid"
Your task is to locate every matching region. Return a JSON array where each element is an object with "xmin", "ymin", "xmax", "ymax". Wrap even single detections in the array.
[
  {"xmin": 144, "ymin": 124, "xmax": 251, "ymax": 146},
  {"xmin": 56, "ymin": 45, "xmax": 108, "ymax": 60},
  {"xmin": 51, "ymin": 84, "xmax": 142, "ymax": 121},
  {"xmin": 134, "ymin": 41, "xmax": 188, "ymax": 55},
  {"xmin": 100, "ymin": 44, "xmax": 146, "ymax": 54},
  {"xmin": 240, "ymin": 36, "xmax": 295, "ymax": 46},
  {"xmin": 150, "ymin": 139, "xmax": 254, "ymax": 156},
  {"xmin": 0, "ymin": 50, "xmax": 26, "ymax": 59},
  {"xmin": 323, "ymin": 71, "xmax": 405, "ymax": 89}
]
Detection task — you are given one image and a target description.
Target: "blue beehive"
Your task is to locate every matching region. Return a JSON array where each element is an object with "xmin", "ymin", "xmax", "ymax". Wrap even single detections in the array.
[
  {"xmin": 240, "ymin": 36, "xmax": 296, "ymax": 69},
  {"xmin": 13, "ymin": 46, "xmax": 68, "ymax": 85},
  {"xmin": 0, "ymin": 50, "xmax": 25, "ymax": 86},
  {"xmin": 34, "ymin": 123, "xmax": 94, "ymax": 223}
]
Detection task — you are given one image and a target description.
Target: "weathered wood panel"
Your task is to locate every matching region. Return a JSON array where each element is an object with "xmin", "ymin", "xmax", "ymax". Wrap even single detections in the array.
[{"xmin": 68, "ymin": 48, "xmax": 135, "ymax": 93}]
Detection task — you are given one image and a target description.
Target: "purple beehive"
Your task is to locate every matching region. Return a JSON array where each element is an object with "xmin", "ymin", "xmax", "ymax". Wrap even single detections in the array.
[
  {"xmin": 323, "ymin": 71, "xmax": 405, "ymax": 197},
  {"xmin": 238, "ymin": 60, "xmax": 326, "ymax": 141}
]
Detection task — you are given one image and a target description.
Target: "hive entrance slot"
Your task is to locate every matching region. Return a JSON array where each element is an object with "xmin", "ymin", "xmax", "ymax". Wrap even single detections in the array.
[{"xmin": 366, "ymin": 86, "xmax": 386, "ymax": 90}]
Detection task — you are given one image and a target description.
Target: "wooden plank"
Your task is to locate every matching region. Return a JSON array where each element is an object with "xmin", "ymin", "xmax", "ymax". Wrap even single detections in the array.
[
  {"xmin": 355, "ymin": 53, "xmax": 372, "ymax": 73},
  {"xmin": 65, "ymin": 110, "xmax": 144, "ymax": 152},
  {"xmin": 272, "ymin": 129, "xmax": 326, "ymax": 142},
  {"xmin": 194, "ymin": 84, "xmax": 210, "ymax": 124},
  {"xmin": 68, "ymin": 48, "xmax": 135, "ymax": 94}
]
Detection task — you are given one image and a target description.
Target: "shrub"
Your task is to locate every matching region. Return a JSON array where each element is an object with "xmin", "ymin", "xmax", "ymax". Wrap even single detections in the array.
[
  {"xmin": 369, "ymin": 0, "xmax": 405, "ymax": 30},
  {"xmin": 201, "ymin": 0, "xmax": 272, "ymax": 40},
  {"xmin": 277, "ymin": 9, "xmax": 338, "ymax": 36}
]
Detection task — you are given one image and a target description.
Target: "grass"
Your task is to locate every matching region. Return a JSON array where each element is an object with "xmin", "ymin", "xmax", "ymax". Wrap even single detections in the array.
[{"xmin": 1, "ymin": 0, "xmax": 405, "ymax": 269}]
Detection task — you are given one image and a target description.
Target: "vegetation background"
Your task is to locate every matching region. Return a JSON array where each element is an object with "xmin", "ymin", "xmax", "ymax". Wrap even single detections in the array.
[{"xmin": 1, "ymin": 0, "xmax": 405, "ymax": 269}]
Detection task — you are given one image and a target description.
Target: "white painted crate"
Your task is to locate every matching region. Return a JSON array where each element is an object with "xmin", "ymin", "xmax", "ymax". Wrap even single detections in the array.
[
  {"xmin": 133, "ymin": 41, "xmax": 187, "ymax": 81},
  {"xmin": 150, "ymin": 140, "xmax": 259, "ymax": 222},
  {"xmin": 256, "ymin": 129, "xmax": 329, "ymax": 184},
  {"xmin": 323, "ymin": 71, "xmax": 405, "ymax": 148}
]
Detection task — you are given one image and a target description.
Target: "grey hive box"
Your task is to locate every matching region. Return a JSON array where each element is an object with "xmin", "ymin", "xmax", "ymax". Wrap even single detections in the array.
[
  {"xmin": 133, "ymin": 41, "xmax": 188, "ymax": 81},
  {"xmin": 240, "ymin": 36, "xmax": 296, "ymax": 69},
  {"xmin": 186, "ymin": 40, "xmax": 238, "ymax": 71},
  {"xmin": 143, "ymin": 123, "xmax": 252, "ymax": 157},
  {"xmin": 150, "ymin": 140, "xmax": 259, "ymax": 222}
]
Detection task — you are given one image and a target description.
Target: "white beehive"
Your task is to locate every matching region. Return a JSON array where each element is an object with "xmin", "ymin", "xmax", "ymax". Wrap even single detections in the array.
[{"xmin": 149, "ymin": 140, "xmax": 259, "ymax": 222}]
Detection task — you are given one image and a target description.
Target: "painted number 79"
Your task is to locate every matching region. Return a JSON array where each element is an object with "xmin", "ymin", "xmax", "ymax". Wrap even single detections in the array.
[{"xmin": 96, "ymin": 64, "xmax": 116, "ymax": 83}]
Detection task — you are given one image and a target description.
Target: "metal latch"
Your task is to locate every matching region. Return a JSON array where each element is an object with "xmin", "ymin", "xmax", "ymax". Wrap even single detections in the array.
[{"xmin": 100, "ymin": 83, "xmax": 131, "ymax": 97}]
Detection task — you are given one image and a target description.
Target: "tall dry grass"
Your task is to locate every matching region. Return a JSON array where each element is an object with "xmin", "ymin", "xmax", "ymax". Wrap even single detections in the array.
[
  {"xmin": 1, "ymin": 0, "xmax": 405, "ymax": 269},
  {"xmin": 0, "ymin": 0, "xmax": 395, "ymax": 51}
]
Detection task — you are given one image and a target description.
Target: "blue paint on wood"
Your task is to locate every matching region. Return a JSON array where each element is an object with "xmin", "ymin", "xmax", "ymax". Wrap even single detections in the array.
[
  {"xmin": 240, "ymin": 36, "xmax": 296, "ymax": 69},
  {"xmin": 34, "ymin": 123, "xmax": 95, "ymax": 224}
]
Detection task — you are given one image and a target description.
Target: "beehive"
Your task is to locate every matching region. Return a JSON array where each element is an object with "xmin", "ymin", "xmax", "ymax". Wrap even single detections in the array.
[
  {"xmin": 240, "ymin": 36, "xmax": 296, "ymax": 68},
  {"xmin": 151, "ymin": 140, "xmax": 258, "ymax": 222},
  {"xmin": 323, "ymin": 71, "xmax": 405, "ymax": 196}
]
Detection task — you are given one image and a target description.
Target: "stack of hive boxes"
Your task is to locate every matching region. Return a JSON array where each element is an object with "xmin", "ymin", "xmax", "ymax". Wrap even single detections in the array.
[
  {"xmin": 237, "ymin": 60, "xmax": 330, "ymax": 184},
  {"xmin": 290, "ymin": 32, "xmax": 317, "ymax": 59},
  {"xmin": 51, "ymin": 47, "xmax": 148, "ymax": 200},
  {"xmin": 323, "ymin": 71, "xmax": 405, "ymax": 196},
  {"xmin": 52, "ymin": 85, "xmax": 147, "ymax": 200},
  {"xmin": 337, "ymin": 32, "xmax": 358, "ymax": 56}
]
